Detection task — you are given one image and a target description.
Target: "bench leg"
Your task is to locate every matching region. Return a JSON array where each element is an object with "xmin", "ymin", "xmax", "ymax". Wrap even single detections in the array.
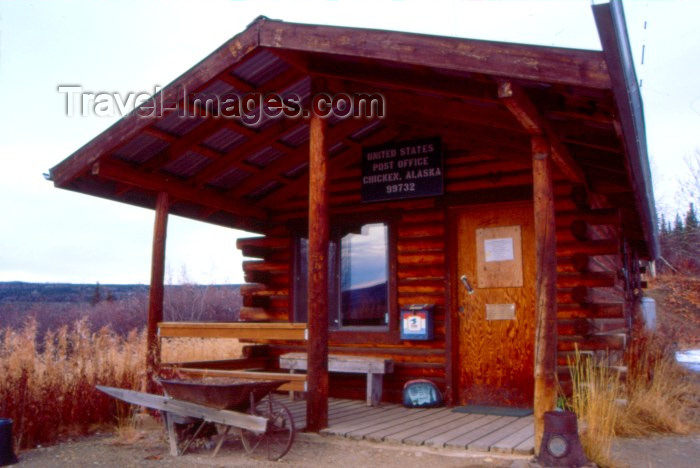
[{"xmin": 366, "ymin": 373, "xmax": 383, "ymax": 406}]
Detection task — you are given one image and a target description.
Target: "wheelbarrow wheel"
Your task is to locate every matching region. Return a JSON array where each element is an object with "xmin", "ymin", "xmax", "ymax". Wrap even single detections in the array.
[{"xmin": 241, "ymin": 397, "xmax": 295, "ymax": 461}]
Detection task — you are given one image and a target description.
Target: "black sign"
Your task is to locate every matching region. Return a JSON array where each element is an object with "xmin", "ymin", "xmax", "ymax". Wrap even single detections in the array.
[{"xmin": 361, "ymin": 137, "xmax": 443, "ymax": 202}]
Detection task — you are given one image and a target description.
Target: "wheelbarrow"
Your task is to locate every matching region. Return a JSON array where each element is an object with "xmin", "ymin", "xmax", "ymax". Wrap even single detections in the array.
[{"xmin": 97, "ymin": 377, "xmax": 295, "ymax": 461}]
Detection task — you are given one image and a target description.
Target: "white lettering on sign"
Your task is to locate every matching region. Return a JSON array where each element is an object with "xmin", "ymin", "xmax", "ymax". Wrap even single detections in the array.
[{"xmin": 484, "ymin": 237, "xmax": 514, "ymax": 262}]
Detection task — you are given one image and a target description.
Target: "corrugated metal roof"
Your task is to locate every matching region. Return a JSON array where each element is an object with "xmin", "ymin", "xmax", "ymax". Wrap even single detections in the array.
[
  {"xmin": 206, "ymin": 166, "xmax": 251, "ymax": 190},
  {"xmin": 245, "ymin": 146, "xmax": 284, "ymax": 168},
  {"xmin": 246, "ymin": 180, "xmax": 281, "ymax": 200},
  {"xmin": 279, "ymin": 123, "xmax": 309, "ymax": 147},
  {"xmin": 231, "ymin": 49, "xmax": 291, "ymax": 88},
  {"xmin": 112, "ymin": 134, "xmax": 170, "ymax": 164},
  {"xmin": 202, "ymin": 127, "xmax": 248, "ymax": 153},
  {"xmin": 153, "ymin": 112, "xmax": 206, "ymax": 137},
  {"xmin": 162, "ymin": 151, "xmax": 211, "ymax": 178},
  {"xmin": 350, "ymin": 120, "xmax": 384, "ymax": 141},
  {"xmin": 284, "ymin": 161, "xmax": 308, "ymax": 179}
]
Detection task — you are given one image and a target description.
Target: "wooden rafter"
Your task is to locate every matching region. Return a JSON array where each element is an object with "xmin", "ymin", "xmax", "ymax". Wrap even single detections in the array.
[
  {"xmin": 227, "ymin": 117, "xmax": 369, "ymax": 199},
  {"xmin": 141, "ymin": 67, "xmax": 303, "ymax": 174},
  {"xmin": 91, "ymin": 158, "xmax": 266, "ymax": 221},
  {"xmin": 498, "ymin": 81, "xmax": 586, "ymax": 184}
]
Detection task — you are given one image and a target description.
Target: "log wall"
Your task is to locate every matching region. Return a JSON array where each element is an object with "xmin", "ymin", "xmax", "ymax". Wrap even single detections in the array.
[{"xmin": 234, "ymin": 137, "xmax": 641, "ymax": 403}]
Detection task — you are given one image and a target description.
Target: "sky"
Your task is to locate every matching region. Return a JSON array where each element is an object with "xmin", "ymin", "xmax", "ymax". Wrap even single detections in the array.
[{"xmin": 1, "ymin": 0, "xmax": 699, "ymax": 285}]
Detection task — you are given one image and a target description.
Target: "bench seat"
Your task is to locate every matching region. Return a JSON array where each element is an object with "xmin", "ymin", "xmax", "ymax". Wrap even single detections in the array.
[{"xmin": 279, "ymin": 352, "xmax": 394, "ymax": 406}]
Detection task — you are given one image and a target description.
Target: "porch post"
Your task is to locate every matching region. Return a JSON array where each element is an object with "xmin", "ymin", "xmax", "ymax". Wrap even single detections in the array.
[
  {"xmin": 532, "ymin": 135, "xmax": 558, "ymax": 454},
  {"xmin": 306, "ymin": 104, "xmax": 330, "ymax": 431},
  {"xmin": 146, "ymin": 191, "xmax": 169, "ymax": 391}
]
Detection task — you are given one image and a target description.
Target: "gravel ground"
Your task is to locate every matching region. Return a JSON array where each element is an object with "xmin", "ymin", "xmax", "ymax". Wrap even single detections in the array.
[
  {"xmin": 14, "ymin": 428, "xmax": 522, "ymax": 468},
  {"xmin": 12, "ymin": 422, "xmax": 700, "ymax": 467}
]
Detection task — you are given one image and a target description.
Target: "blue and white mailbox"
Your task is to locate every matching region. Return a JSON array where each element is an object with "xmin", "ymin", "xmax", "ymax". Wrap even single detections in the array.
[{"xmin": 400, "ymin": 304, "xmax": 435, "ymax": 341}]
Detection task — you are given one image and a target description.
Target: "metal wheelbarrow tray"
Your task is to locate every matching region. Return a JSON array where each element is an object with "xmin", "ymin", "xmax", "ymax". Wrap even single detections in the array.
[{"xmin": 97, "ymin": 377, "xmax": 295, "ymax": 461}]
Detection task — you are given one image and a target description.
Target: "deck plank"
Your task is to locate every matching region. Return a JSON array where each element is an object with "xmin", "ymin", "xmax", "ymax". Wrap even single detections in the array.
[
  {"xmin": 322, "ymin": 406, "xmax": 415, "ymax": 435},
  {"xmin": 444, "ymin": 417, "xmax": 518, "ymax": 449},
  {"xmin": 513, "ymin": 435, "xmax": 536, "ymax": 455},
  {"xmin": 348, "ymin": 409, "xmax": 436, "ymax": 441},
  {"xmin": 402, "ymin": 413, "xmax": 487, "ymax": 446},
  {"xmin": 467, "ymin": 416, "xmax": 534, "ymax": 452},
  {"xmin": 281, "ymin": 398, "xmax": 535, "ymax": 455},
  {"xmin": 381, "ymin": 408, "xmax": 464, "ymax": 444},
  {"xmin": 490, "ymin": 417, "xmax": 536, "ymax": 453}
]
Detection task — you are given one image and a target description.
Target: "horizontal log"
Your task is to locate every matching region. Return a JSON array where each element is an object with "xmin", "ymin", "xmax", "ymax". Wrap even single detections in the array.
[
  {"xmin": 446, "ymin": 171, "xmax": 533, "ymax": 193},
  {"xmin": 557, "ymin": 286, "xmax": 590, "ymax": 304},
  {"xmin": 557, "ymin": 319, "xmax": 594, "ymax": 337},
  {"xmin": 557, "ymin": 239, "xmax": 619, "ymax": 256},
  {"xmin": 236, "ymin": 236, "xmax": 289, "ymax": 249},
  {"xmin": 243, "ymin": 295, "xmax": 271, "ymax": 308},
  {"xmin": 244, "ymin": 270, "xmax": 272, "ymax": 284},
  {"xmin": 570, "ymin": 220, "xmax": 591, "ymax": 241},
  {"xmin": 397, "ymin": 284, "xmax": 444, "ymax": 294},
  {"xmin": 400, "ymin": 210, "xmax": 444, "ymax": 224},
  {"xmin": 557, "ymin": 272, "xmax": 616, "ymax": 288},
  {"xmin": 240, "ymin": 283, "xmax": 266, "ymax": 294},
  {"xmin": 557, "ymin": 334, "xmax": 626, "ymax": 351},
  {"xmin": 397, "ymin": 265, "xmax": 446, "ymax": 280},
  {"xmin": 555, "ymin": 208, "xmax": 620, "ymax": 227},
  {"xmin": 242, "ymin": 261, "xmax": 288, "ymax": 272},
  {"xmin": 397, "ymin": 224, "xmax": 444, "ymax": 238},
  {"xmin": 239, "ymin": 307, "xmax": 271, "ymax": 321},
  {"xmin": 397, "ymin": 253, "xmax": 445, "ymax": 266},
  {"xmin": 397, "ymin": 238, "xmax": 445, "ymax": 253},
  {"xmin": 556, "ymin": 303, "xmax": 624, "ymax": 319},
  {"xmin": 159, "ymin": 321, "xmax": 306, "ymax": 340}
]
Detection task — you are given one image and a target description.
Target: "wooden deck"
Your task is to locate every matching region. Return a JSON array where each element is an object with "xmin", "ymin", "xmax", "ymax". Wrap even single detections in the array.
[{"xmin": 280, "ymin": 398, "xmax": 535, "ymax": 455}]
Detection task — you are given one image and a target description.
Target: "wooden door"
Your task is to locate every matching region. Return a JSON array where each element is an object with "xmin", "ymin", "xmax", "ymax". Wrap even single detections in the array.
[{"xmin": 454, "ymin": 203, "xmax": 536, "ymax": 407}]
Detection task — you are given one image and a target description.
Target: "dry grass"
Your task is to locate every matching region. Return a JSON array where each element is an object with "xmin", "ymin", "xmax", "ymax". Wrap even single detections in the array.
[
  {"xmin": 160, "ymin": 337, "xmax": 243, "ymax": 363},
  {"xmin": 567, "ymin": 349, "xmax": 622, "ymax": 467},
  {"xmin": 0, "ymin": 319, "xmax": 244, "ymax": 450},
  {"xmin": 618, "ymin": 334, "xmax": 700, "ymax": 436},
  {"xmin": 566, "ymin": 336, "xmax": 700, "ymax": 468},
  {"xmin": 0, "ymin": 318, "xmax": 145, "ymax": 449}
]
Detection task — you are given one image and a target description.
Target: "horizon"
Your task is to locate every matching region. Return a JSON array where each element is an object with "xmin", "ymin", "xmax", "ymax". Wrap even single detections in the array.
[{"xmin": 2, "ymin": 0, "xmax": 699, "ymax": 284}]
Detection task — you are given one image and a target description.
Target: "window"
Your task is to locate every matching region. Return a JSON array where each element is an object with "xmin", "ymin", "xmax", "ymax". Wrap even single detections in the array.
[{"xmin": 294, "ymin": 222, "xmax": 390, "ymax": 330}]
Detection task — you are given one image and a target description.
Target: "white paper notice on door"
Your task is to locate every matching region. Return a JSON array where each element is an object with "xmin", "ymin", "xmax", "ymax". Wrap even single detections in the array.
[{"xmin": 484, "ymin": 237, "xmax": 514, "ymax": 262}]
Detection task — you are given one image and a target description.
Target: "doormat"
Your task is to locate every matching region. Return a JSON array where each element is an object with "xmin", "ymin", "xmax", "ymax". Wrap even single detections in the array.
[{"xmin": 452, "ymin": 405, "xmax": 533, "ymax": 417}]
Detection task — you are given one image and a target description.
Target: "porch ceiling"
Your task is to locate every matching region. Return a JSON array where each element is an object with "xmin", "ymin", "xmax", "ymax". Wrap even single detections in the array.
[{"xmin": 49, "ymin": 14, "xmax": 656, "ymax": 256}]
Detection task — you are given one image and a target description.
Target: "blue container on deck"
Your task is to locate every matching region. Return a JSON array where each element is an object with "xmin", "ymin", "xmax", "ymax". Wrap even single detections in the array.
[
  {"xmin": 400, "ymin": 304, "xmax": 435, "ymax": 341},
  {"xmin": 0, "ymin": 418, "xmax": 18, "ymax": 466}
]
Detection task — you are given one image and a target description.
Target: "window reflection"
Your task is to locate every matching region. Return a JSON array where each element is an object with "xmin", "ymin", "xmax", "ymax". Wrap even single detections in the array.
[{"xmin": 294, "ymin": 222, "xmax": 389, "ymax": 329}]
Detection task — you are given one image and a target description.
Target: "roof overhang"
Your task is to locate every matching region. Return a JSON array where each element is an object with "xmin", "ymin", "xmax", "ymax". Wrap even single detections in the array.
[{"xmin": 49, "ymin": 1, "xmax": 658, "ymax": 258}]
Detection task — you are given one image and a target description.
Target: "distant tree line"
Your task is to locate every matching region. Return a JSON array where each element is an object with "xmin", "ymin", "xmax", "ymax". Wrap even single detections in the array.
[{"xmin": 658, "ymin": 202, "xmax": 700, "ymax": 274}]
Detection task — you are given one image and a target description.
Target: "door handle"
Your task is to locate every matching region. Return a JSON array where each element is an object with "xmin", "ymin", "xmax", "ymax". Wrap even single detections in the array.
[{"xmin": 460, "ymin": 274, "xmax": 475, "ymax": 295}]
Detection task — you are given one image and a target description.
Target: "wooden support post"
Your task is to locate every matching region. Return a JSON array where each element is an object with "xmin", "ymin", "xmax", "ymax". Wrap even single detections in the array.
[
  {"xmin": 147, "ymin": 191, "xmax": 169, "ymax": 392},
  {"xmin": 532, "ymin": 136, "xmax": 558, "ymax": 455},
  {"xmin": 306, "ymin": 107, "xmax": 329, "ymax": 432}
]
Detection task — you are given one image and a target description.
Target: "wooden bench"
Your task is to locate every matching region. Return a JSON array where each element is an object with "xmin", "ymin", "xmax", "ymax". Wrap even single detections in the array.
[
  {"xmin": 158, "ymin": 322, "xmax": 308, "ymax": 393},
  {"xmin": 279, "ymin": 352, "xmax": 394, "ymax": 406}
]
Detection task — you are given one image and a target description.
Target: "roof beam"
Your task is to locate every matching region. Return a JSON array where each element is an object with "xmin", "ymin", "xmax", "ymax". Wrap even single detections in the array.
[
  {"xmin": 258, "ymin": 18, "xmax": 611, "ymax": 89},
  {"xmin": 498, "ymin": 81, "xmax": 586, "ymax": 184},
  {"xmin": 91, "ymin": 158, "xmax": 267, "ymax": 221},
  {"xmin": 274, "ymin": 49, "xmax": 500, "ymax": 105}
]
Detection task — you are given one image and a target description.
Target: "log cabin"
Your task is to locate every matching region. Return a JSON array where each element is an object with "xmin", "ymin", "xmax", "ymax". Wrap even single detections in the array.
[{"xmin": 49, "ymin": 1, "xmax": 657, "ymax": 447}]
